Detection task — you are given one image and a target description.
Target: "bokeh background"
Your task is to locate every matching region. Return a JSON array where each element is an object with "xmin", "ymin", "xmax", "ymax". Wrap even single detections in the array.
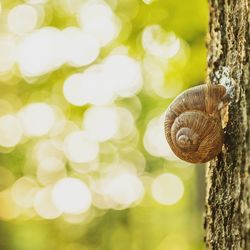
[{"xmin": 0, "ymin": 0, "xmax": 208, "ymax": 249}]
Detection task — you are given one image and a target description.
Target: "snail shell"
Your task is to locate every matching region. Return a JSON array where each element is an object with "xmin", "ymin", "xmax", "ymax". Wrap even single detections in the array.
[{"xmin": 164, "ymin": 84, "xmax": 226, "ymax": 163}]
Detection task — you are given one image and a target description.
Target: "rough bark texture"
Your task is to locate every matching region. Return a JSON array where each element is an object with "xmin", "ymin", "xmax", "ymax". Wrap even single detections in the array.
[{"xmin": 205, "ymin": 0, "xmax": 250, "ymax": 250}]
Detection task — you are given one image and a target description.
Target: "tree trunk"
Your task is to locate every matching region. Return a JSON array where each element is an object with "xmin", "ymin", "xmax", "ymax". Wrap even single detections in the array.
[{"xmin": 204, "ymin": 0, "xmax": 250, "ymax": 249}]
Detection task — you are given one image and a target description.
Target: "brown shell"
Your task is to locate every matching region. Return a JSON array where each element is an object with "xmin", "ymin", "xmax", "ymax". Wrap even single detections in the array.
[{"xmin": 164, "ymin": 84, "xmax": 226, "ymax": 163}]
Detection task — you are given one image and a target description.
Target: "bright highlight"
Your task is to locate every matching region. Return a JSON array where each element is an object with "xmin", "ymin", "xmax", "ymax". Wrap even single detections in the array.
[
  {"xmin": 7, "ymin": 4, "xmax": 38, "ymax": 35},
  {"xmin": 143, "ymin": 113, "xmax": 179, "ymax": 161},
  {"xmin": 83, "ymin": 106, "xmax": 118, "ymax": 142},
  {"xmin": 91, "ymin": 167, "xmax": 144, "ymax": 209},
  {"xmin": 0, "ymin": 35, "xmax": 16, "ymax": 73},
  {"xmin": 0, "ymin": 114, "xmax": 23, "ymax": 147},
  {"xmin": 152, "ymin": 173, "xmax": 184, "ymax": 205},
  {"xmin": 17, "ymin": 28, "xmax": 64, "ymax": 77},
  {"xmin": 78, "ymin": 1, "xmax": 120, "ymax": 46},
  {"xmin": 63, "ymin": 54, "xmax": 142, "ymax": 106},
  {"xmin": 19, "ymin": 103, "xmax": 55, "ymax": 136},
  {"xmin": 34, "ymin": 187, "xmax": 62, "ymax": 219},
  {"xmin": 52, "ymin": 177, "xmax": 92, "ymax": 214},
  {"xmin": 63, "ymin": 131, "xmax": 99, "ymax": 163},
  {"xmin": 11, "ymin": 176, "xmax": 39, "ymax": 208},
  {"xmin": 142, "ymin": 25, "xmax": 180, "ymax": 59},
  {"xmin": 103, "ymin": 55, "xmax": 143, "ymax": 97},
  {"xmin": 37, "ymin": 157, "xmax": 66, "ymax": 185},
  {"xmin": 63, "ymin": 27, "xmax": 100, "ymax": 67}
]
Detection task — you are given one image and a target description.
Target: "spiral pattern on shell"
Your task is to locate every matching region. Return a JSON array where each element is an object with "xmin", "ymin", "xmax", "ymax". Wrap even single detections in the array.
[{"xmin": 164, "ymin": 84, "xmax": 226, "ymax": 163}]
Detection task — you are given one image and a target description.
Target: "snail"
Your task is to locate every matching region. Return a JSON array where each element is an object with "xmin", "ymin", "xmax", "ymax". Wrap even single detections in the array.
[{"xmin": 164, "ymin": 84, "xmax": 227, "ymax": 163}]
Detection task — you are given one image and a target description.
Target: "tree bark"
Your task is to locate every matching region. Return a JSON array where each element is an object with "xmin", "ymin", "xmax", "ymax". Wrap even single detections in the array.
[{"xmin": 205, "ymin": 0, "xmax": 250, "ymax": 250}]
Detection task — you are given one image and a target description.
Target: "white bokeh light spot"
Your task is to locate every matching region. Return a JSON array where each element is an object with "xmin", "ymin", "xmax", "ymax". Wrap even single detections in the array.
[
  {"xmin": 82, "ymin": 65, "xmax": 116, "ymax": 105},
  {"xmin": 37, "ymin": 157, "xmax": 66, "ymax": 185},
  {"xmin": 19, "ymin": 103, "xmax": 55, "ymax": 136},
  {"xmin": 11, "ymin": 176, "xmax": 39, "ymax": 208},
  {"xmin": 0, "ymin": 36, "xmax": 16, "ymax": 73},
  {"xmin": 63, "ymin": 131, "xmax": 99, "ymax": 163},
  {"xmin": 0, "ymin": 115, "xmax": 23, "ymax": 147},
  {"xmin": 83, "ymin": 106, "xmax": 118, "ymax": 142},
  {"xmin": 63, "ymin": 27, "xmax": 100, "ymax": 67},
  {"xmin": 63, "ymin": 66, "xmax": 116, "ymax": 106},
  {"xmin": 17, "ymin": 28, "xmax": 65, "ymax": 77},
  {"xmin": 142, "ymin": 25, "xmax": 180, "ymax": 59},
  {"xmin": 143, "ymin": 113, "xmax": 179, "ymax": 161},
  {"xmin": 152, "ymin": 173, "xmax": 184, "ymax": 205},
  {"xmin": 52, "ymin": 177, "xmax": 92, "ymax": 214},
  {"xmin": 115, "ymin": 107, "xmax": 135, "ymax": 139},
  {"xmin": 78, "ymin": 1, "xmax": 120, "ymax": 46},
  {"xmin": 106, "ymin": 173, "xmax": 144, "ymax": 206},
  {"xmin": 7, "ymin": 4, "xmax": 38, "ymax": 35},
  {"xmin": 103, "ymin": 55, "xmax": 143, "ymax": 97},
  {"xmin": 63, "ymin": 73, "xmax": 87, "ymax": 106},
  {"xmin": 91, "ymin": 167, "xmax": 144, "ymax": 209},
  {"xmin": 34, "ymin": 187, "xmax": 62, "ymax": 219}
]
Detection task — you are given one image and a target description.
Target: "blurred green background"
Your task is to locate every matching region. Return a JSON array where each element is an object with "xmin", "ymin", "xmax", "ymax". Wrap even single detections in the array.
[{"xmin": 0, "ymin": 0, "xmax": 208, "ymax": 249}]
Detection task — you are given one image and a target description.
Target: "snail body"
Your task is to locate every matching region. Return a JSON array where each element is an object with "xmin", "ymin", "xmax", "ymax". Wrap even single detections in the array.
[{"xmin": 164, "ymin": 84, "xmax": 226, "ymax": 163}]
